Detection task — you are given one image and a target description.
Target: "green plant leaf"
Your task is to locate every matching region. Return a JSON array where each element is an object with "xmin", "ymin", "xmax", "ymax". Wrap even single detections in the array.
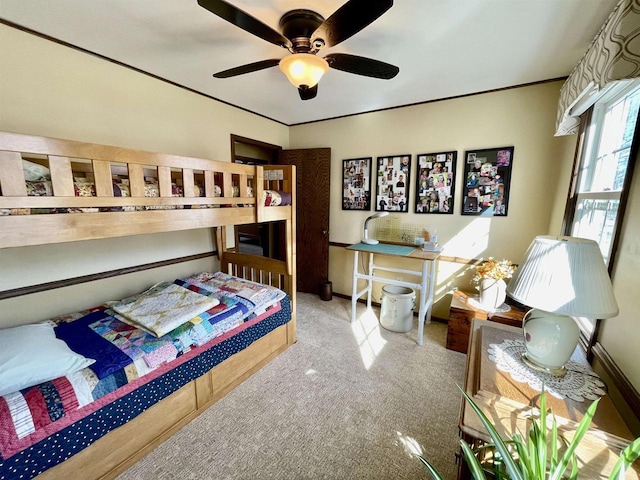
[
  {"xmin": 512, "ymin": 433, "xmax": 533, "ymax": 478},
  {"xmin": 569, "ymin": 452, "xmax": 579, "ymax": 480},
  {"xmin": 550, "ymin": 413, "xmax": 558, "ymax": 467},
  {"xmin": 549, "ymin": 398, "xmax": 600, "ymax": 480},
  {"xmin": 414, "ymin": 454, "xmax": 445, "ymax": 480},
  {"xmin": 537, "ymin": 391, "xmax": 548, "ymax": 478},
  {"xmin": 530, "ymin": 417, "xmax": 543, "ymax": 477},
  {"xmin": 528, "ymin": 427, "xmax": 538, "ymax": 477},
  {"xmin": 458, "ymin": 386, "xmax": 525, "ymax": 480},
  {"xmin": 418, "ymin": 385, "xmax": 640, "ymax": 480},
  {"xmin": 608, "ymin": 437, "xmax": 640, "ymax": 480},
  {"xmin": 460, "ymin": 440, "xmax": 488, "ymax": 480}
]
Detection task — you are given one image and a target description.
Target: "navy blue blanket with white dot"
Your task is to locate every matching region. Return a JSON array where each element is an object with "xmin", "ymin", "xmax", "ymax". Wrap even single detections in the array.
[{"xmin": 0, "ymin": 297, "xmax": 290, "ymax": 480}]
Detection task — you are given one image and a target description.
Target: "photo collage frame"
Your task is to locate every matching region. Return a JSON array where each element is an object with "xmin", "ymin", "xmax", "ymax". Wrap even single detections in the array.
[
  {"xmin": 342, "ymin": 157, "xmax": 372, "ymax": 210},
  {"xmin": 462, "ymin": 146, "xmax": 514, "ymax": 216},
  {"xmin": 341, "ymin": 146, "xmax": 514, "ymax": 216},
  {"xmin": 415, "ymin": 151, "xmax": 456, "ymax": 214},
  {"xmin": 375, "ymin": 155, "xmax": 411, "ymax": 212}
]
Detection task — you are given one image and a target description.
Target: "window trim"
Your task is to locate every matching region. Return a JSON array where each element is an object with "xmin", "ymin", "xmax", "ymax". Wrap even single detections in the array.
[{"xmin": 563, "ymin": 84, "xmax": 640, "ymax": 359}]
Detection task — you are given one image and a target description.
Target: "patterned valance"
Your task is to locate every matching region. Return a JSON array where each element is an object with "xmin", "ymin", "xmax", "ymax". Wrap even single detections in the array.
[{"xmin": 556, "ymin": 0, "xmax": 640, "ymax": 136}]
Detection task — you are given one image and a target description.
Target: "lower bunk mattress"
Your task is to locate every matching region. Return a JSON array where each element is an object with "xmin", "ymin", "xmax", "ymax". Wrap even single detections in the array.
[{"xmin": 0, "ymin": 274, "xmax": 291, "ymax": 480}]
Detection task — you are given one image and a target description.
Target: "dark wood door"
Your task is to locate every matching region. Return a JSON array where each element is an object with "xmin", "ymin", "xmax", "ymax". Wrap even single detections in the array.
[{"xmin": 277, "ymin": 148, "xmax": 331, "ymax": 294}]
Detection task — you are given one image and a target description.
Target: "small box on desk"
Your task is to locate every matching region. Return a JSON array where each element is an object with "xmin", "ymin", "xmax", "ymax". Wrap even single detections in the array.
[{"xmin": 446, "ymin": 290, "xmax": 526, "ymax": 354}]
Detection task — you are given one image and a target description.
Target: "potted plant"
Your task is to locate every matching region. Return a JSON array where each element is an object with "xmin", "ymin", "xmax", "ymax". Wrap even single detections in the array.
[
  {"xmin": 472, "ymin": 258, "xmax": 516, "ymax": 310},
  {"xmin": 416, "ymin": 387, "xmax": 640, "ymax": 479}
]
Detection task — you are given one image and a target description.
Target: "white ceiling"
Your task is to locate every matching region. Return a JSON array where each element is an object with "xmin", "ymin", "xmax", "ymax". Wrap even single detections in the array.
[{"xmin": 0, "ymin": 0, "xmax": 618, "ymax": 126}]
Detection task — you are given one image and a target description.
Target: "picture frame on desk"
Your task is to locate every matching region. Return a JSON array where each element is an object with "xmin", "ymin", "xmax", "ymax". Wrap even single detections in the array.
[{"xmin": 375, "ymin": 154, "xmax": 412, "ymax": 213}]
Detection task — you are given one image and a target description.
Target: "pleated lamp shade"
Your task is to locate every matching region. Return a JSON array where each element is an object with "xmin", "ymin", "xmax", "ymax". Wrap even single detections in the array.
[{"xmin": 506, "ymin": 236, "xmax": 619, "ymax": 319}]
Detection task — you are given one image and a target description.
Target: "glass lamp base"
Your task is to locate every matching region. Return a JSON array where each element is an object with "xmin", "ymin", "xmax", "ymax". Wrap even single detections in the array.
[
  {"xmin": 521, "ymin": 352, "xmax": 567, "ymax": 377},
  {"xmin": 521, "ymin": 309, "xmax": 579, "ymax": 378}
]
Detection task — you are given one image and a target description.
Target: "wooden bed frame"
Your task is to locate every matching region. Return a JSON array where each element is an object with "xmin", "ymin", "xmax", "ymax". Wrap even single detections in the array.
[{"xmin": 0, "ymin": 131, "xmax": 297, "ymax": 479}]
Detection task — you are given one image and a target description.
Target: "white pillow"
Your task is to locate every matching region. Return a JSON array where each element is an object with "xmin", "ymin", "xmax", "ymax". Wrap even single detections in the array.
[
  {"xmin": 22, "ymin": 159, "xmax": 51, "ymax": 181},
  {"xmin": 0, "ymin": 322, "xmax": 95, "ymax": 397}
]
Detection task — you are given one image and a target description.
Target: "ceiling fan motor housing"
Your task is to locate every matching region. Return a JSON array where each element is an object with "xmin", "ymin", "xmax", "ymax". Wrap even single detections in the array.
[{"xmin": 279, "ymin": 10, "xmax": 326, "ymax": 52}]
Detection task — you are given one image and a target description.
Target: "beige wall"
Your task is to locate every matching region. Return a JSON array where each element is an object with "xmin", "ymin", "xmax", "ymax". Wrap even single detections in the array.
[
  {"xmin": 0, "ymin": 26, "xmax": 288, "ymax": 161},
  {"xmin": 601, "ymin": 148, "xmax": 640, "ymax": 389},
  {"xmin": 0, "ymin": 25, "xmax": 289, "ymax": 326},
  {"xmin": 290, "ymin": 81, "xmax": 640, "ymax": 397},
  {"xmin": 290, "ymin": 81, "xmax": 576, "ymax": 318},
  {"xmin": 2, "ymin": 24, "xmax": 638, "ymax": 398}
]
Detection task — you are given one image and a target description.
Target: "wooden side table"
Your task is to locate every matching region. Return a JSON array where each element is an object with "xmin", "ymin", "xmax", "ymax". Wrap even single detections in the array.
[
  {"xmin": 446, "ymin": 290, "xmax": 525, "ymax": 353},
  {"xmin": 457, "ymin": 319, "xmax": 638, "ymax": 479}
]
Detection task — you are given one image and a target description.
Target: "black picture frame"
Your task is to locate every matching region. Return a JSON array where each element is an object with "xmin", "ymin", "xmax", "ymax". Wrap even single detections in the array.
[
  {"xmin": 342, "ymin": 157, "xmax": 372, "ymax": 210},
  {"xmin": 375, "ymin": 155, "xmax": 412, "ymax": 212},
  {"xmin": 461, "ymin": 146, "xmax": 514, "ymax": 216},
  {"xmin": 414, "ymin": 151, "xmax": 457, "ymax": 214}
]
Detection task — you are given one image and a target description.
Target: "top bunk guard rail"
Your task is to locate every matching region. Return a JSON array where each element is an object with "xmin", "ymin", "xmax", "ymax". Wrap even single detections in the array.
[{"xmin": 0, "ymin": 132, "xmax": 295, "ymax": 249}]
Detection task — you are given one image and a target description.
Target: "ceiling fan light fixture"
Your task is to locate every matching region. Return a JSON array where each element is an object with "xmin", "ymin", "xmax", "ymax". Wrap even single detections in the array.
[{"xmin": 279, "ymin": 53, "xmax": 329, "ymax": 88}]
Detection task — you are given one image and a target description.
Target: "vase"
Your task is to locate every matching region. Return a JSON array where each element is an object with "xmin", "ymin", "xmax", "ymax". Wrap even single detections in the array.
[{"xmin": 479, "ymin": 278, "xmax": 507, "ymax": 311}]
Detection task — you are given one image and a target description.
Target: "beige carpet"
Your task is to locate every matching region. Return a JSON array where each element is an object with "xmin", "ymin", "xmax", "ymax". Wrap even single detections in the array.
[{"xmin": 117, "ymin": 293, "xmax": 467, "ymax": 480}]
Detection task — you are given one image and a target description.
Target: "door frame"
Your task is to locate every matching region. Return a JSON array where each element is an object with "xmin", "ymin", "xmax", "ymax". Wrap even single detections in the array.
[
  {"xmin": 230, "ymin": 134, "xmax": 284, "ymax": 259},
  {"xmin": 230, "ymin": 134, "xmax": 281, "ymax": 165}
]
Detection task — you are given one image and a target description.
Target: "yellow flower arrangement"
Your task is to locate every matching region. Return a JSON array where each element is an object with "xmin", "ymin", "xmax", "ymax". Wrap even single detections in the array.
[{"xmin": 472, "ymin": 257, "xmax": 516, "ymax": 284}]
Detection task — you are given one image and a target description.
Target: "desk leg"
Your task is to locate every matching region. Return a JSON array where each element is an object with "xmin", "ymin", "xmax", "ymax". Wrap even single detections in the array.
[
  {"xmin": 426, "ymin": 258, "xmax": 437, "ymax": 324},
  {"xmin": 351, "ymin": 250, "xmax": 359, "ymax": 323},
  {"xmin": 417, "ymin": 260, "xmax": 428, "ymax": 346},
  {"xmin": 367, "ymin": 252, "xmax": 374, "ymax": 309}
]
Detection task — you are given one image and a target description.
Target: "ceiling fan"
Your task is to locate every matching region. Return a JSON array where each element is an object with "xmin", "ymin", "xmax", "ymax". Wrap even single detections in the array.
[{"xmin": 197, "ymin": 0, "xmax": 399, "ymax": 100}]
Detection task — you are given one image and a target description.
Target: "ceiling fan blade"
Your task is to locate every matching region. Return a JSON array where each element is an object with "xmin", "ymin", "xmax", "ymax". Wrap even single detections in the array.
[
  {"xmin": 298, "ymin": 85, "xmax": 318, "ymax": 100},
  {"xmin": 213, "ymin": 59, "xmax": 281, "ymax": 78},
  {"xmin": 312, "ymin": 0, "xmax": 393, "ymax": 48},
  {"xmin": 325, "ymin": 53, "xmax": 399, "ymax": 79},
  {"xmin": 198, "ymin": 0, "xmax": 291, "ymax": 48}
]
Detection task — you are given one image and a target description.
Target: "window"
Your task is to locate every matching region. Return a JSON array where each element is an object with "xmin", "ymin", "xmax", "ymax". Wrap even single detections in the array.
[
  {"xmin": 564, "ymin": 81, "xmax": 640, "ymax": 355},
  {"xmin": 566, "ymin": 82, "xmax": 640, "ymax": 266}
]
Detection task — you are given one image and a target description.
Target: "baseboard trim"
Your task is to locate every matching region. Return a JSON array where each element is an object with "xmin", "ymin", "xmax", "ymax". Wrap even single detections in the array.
[{"xmin": 592, "ymin": 342, "xmax": 640, "ymax": 420}]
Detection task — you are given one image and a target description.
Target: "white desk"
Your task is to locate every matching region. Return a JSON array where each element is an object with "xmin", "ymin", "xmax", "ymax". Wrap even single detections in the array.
[{"xmin": 346, "ymin": 242, "xmax": 440, "ymax": 345}]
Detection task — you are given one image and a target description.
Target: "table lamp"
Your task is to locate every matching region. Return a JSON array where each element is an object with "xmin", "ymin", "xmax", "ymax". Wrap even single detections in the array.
[
  {"xmin": 362, "ymin": 212, "xmax": 389, "ymax": 245},
  {"xmin": 506, "ymin": 236, "xmax": 618, "ymax": 376}
]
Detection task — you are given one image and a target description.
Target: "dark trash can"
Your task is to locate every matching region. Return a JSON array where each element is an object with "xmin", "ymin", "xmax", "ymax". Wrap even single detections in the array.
[{"xmin": 320, "ymin": 281, "xmax": 333, "ymax": 301}]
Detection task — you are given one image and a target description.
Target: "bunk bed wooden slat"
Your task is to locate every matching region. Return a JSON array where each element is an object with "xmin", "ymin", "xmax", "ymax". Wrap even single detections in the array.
[
  {"xmin": 93, "ymin": 159, "xmax": 114, "ymax": 197},
  {"xmin": 128, "ymin": 163, "xmax": 145, "ymax": 197},
  {"xmin": 0, "ymin": 151, "xmax": 27, "ymax": 196},
  {"xmin": 49, "ymin": 156, "xmax": 75, "ymax": 196},
  {"xmin": 182, "ymin": 167, "xmax": 195, "ymax": 198},
  {"xmin": 157, "ymin": 165, "xmax": 172, "ymax": 197}
]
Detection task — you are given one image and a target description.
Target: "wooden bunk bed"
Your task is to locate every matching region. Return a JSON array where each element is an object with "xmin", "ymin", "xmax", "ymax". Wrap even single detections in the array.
[{"xmin": 0, "ymin": 131, "xmax": 297, "ymax": 479}]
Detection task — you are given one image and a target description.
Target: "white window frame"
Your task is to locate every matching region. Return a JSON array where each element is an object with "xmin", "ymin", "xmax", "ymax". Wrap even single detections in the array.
[{"xmin": 564, "ymin": 80, "xmax": 640, "ymax": 356}]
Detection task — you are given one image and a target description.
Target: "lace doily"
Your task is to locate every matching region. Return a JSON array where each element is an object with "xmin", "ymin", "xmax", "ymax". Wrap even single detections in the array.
[
  {"xmin": 467, "ymin": 296, "xmax": 511, "ymax": 314},
  {"xmin": 488, "ymin": 338, "xmax": 606, "ymax": 402}
]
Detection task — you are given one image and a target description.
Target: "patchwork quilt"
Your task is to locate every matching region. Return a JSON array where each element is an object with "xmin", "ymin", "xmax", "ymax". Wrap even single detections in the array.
[
  {"xmin": 0, "ymin": 297, "xmax": 290, "ymax": 480},
  {"xmin": 110, "ymin": 281, "xmax": 220, "ymax": 337},
  {"xmin": 0, "ymin": 273, "xmax": 288, "ymax": 472}
]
